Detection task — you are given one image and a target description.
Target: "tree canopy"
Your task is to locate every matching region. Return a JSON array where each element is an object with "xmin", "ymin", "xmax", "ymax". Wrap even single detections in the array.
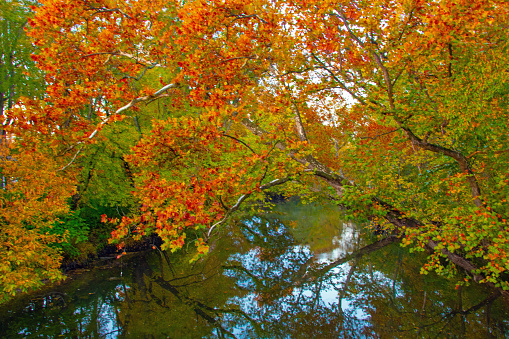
[{"xmin": 1, "ymin": 0, "xmax": 508, "ymax": 300}]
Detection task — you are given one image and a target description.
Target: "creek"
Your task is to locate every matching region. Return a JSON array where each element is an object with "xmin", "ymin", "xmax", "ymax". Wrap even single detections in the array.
[{"xmin": 1, "ymin": 201, "xmax": 508, "ymax": 338}]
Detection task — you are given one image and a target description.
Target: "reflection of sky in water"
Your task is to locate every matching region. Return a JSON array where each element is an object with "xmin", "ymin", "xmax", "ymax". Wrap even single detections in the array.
[
  {"xmin": 99, "ymin": 299, "xmax": 120, "ymax": 338},
  {"xmin": 70, "ymin": 294, "xmax": 121, "ymax": 339},
  {"xmin": 224, "ymin": 219, "xmax": 392, "ymax": 335},
  {"xmin": 315, "ymin": 222, "xmax": 357, "ymax": 262}
]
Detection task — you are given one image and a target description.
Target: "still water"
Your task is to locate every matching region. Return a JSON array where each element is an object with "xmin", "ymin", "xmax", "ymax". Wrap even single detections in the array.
[{"xmin": 1, "ymin": 202, "xmax": 508, "ymax": 338}]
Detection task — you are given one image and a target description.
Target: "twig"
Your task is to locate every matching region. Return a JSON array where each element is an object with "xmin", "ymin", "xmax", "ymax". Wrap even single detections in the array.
[
  {"xmin": 359, "ymin": 128, "xmax": 400, "ymax": 140},
  {"xmin": 467, "ymin": 149, "xmax": 509, "ymax": 159}
]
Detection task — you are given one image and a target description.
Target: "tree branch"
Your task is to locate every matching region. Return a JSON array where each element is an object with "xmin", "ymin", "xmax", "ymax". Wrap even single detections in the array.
[
  {"xmin": 398, "ymin": 124, "xmax": 482, "ymax": 207},
  {"xmin": 222, "ymin": 132, "xmax": 257, "ymax": 154},
  {"xmin": 207, "ymin": 177, "xmax": 291, "ymax": 238},
  {"xmin": 88, "ymin": 82, "xmax": 178, "ymax": 140}
]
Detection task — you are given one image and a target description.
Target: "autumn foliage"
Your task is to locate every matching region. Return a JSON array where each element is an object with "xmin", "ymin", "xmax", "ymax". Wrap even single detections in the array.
[{"xmin": 1, "ymin": 0, "xmax": 509, "ymax": 299}]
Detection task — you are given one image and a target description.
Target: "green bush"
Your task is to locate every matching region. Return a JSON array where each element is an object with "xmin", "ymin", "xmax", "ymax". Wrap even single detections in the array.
[{"xmin": 49, "ymin": 211, "xmax": 90, "ymax": 259}]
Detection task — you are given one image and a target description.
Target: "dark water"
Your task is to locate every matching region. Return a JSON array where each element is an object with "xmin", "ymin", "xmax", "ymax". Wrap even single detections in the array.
[{"xmin": 1, "ymin": 202, "xmax": 508, "ymax": 338}]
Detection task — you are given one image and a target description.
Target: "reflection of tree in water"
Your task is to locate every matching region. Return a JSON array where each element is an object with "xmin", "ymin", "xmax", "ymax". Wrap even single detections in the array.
[
  {"xmin": 226, "ymin": 216, "xmax": 309, "ymax": 301},
  {"xmin": 1, "ymin": 209, "xmax": 508, "ymax": 338},
  {"xmin": 0, "ymin": 267, "xmax": 129, "ymax": 338},
  {"xmin": 225, "ymin": 215, "xmax": 509, "ymax": 338},
  {"xmin": 271, "ymin": 201, "xmax": 361, "ymax": 257},
  {"xmin": 113, "ymin": 238, "xmax": 253, "ymax": 338},
  {"xmin": 339, "ymin": 242, "xmax": 509, "ymax": 338},
  {"xmin": 224, "ymin": 215, "xmax": 385, "ymax": 338}
]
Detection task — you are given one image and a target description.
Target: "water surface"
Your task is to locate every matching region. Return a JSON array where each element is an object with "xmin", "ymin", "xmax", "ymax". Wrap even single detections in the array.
[{"xmin": 1, "ymin": 202, "xmax": 508, "ymax": 338}]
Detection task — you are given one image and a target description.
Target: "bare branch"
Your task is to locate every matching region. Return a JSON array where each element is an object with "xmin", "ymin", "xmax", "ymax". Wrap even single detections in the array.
[
  {"xmin": 88, "ymin": 82, "xmax": 178, "ymax": 140},
  {"xmin": 222, "ymin": 133, "xmax": 257, "ymax": 154},
  {"xmin": 398, "ymin": 124, "xmax": 482, "ymax": 207},
  {"xmin": 82, "ymin": 51, "xmax": 162, "ymax": 68},
  {"xmin": 207, "ymin": 177, "xmax": 291, "ymax": 238},
  {"xmin": 292, "ymin": 102, "xmax": 308, "ymax": 142},
  {"xmin": 58, "ymin": 145, "xmax": 84, "ymax": 171}
]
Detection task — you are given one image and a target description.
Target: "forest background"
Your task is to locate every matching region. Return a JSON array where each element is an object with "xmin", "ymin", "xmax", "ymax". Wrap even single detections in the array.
[{"xmin": 1, "ymin": 0, "xmax": 508, "ymax": 303}]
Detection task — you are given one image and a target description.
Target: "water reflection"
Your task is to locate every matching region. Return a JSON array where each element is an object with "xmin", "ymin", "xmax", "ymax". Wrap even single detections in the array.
[{"xmin": 1, "ymin": 202, "xmax": 508, "ymax": 338}]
